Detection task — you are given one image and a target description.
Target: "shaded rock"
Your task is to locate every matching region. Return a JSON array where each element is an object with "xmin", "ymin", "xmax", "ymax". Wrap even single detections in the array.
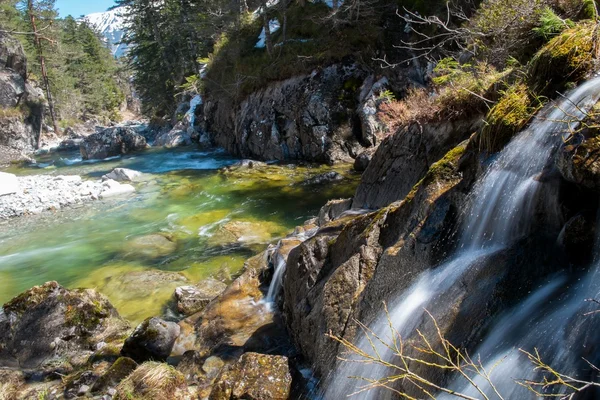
[
  {"xmin": 64, "ymin": 370, "xmax": 100, "ymax": 399},
  {"xmin": 126, "ymin": 234, "xmax": 177, "ymax": 259},
  {"xmin": 559, "ymin": 213, "xmax": 596, "ymax": 264},
  {"xmin": 209, "ymin": 352, "xmax": 292, "ymax": 400},
  {"xmin": 80, "ymin": 127, "xmax": 147, "ymax": 160},
  {"xmin": 556, "ymin": 132, "xmax": 600, "ymax": 191},
  {"xmin": 204, "ymin": 63, "xmax": 369, "ymax": 164},
  {"xmin": 0, "ymin": 281, "xmax": 130, "ymax": 371},
  {"xmin": 317, "ymin": 198, "xmax": 352, "ymax": 226},
  {"xmin": 357, "ymin": 76, "xmax": 389, "ymax": 147},
  {"xmin": 154, "ymin": 129, "xmax": 192, "ymax": 148},
  {"xmin": 302, "ymin": 171, "xmax": 343, "ymax": 185},
  {"xmin": 0, "ymin": 171, "xmax": 18, "ymax": 196},
  {"xmin": 102, "ymin": 168, "xmax": 143, "ymax": 182},
  {"xmin": 353, "ymin": 117, "xmax": 482, "ymax": 208},
  {"xmin": 177, "ymin": 351, "xmax": 224, "ymax": 387},
  {"xmin": 174, "ymin": 278, "xmax": 228, "ymax": 316},
  {"xmin": 115, "ymin": 362, "xmax": 188, "ymax": 400},
  {"xmin": 121, "ymin": 317, "xmax": 181, "ymax": 363},
  {"xmin": 0, "ymin": 71, "xmax": 25, "ymax": 108},
  {"xmin": 353, "ymin": 151, "xmax": 372, "ymax": 172},
  {"xmin": 91, "ymin": 357, "xmax": 138, "ymax": 393}
]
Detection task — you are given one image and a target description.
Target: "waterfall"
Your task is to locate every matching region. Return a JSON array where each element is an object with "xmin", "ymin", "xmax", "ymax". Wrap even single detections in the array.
[
  {"xmin": 266, "ymin": 244, "xmax": 288, "ymax": 303},
  {"xmin": 322, "ymin": 76, "xmax": 600, "ymax": 399}
]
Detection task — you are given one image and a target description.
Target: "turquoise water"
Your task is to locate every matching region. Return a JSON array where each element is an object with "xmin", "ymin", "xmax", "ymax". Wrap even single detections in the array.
[{"xmin": 0, "ymin": 147, "xmax": 359, "ymax": 323}]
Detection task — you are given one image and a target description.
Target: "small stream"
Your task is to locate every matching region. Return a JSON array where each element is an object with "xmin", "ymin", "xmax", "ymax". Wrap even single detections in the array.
[{"xmin": 0, "ymin": 146, "xmax": 359, "ymax": 324}]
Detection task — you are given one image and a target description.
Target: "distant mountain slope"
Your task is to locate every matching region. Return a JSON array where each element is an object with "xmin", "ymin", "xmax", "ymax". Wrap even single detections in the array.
[{"xmin": 83, "ymin": 7, "xmax": 127, "ymax": 58}]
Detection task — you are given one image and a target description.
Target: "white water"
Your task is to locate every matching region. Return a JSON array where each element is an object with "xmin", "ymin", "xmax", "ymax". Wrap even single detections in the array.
[{"xmin": 323, "ymin": 77, "xmax": 600, "ymax": 399}]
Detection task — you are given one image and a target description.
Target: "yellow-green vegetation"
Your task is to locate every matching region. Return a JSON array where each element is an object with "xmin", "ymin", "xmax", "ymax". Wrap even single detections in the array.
[
  {"xmin": 204, "ymin": 2, "xmax": 380, "ymax": 101},
  {"xmin": 480, "ymin": 82, "xmax": 540, "ymax": 153},
  {"xmin": 115, "ymin": 362, "xmax": 187, "ymax": 400},
  {"xmin": 528, "ymin": 21, "xmax": 599, "ymax": 96},
  {"xmin": 0, "ymin": 106, "xmax": 24, "ymax": 119},
  {"xmin": 3, "ymin": 281, "xmax": 59, "ymax": 318}
]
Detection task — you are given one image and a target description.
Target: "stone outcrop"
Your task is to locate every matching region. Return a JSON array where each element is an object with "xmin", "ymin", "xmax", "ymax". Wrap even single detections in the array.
[
  {"xmin": 0, "ymin": 32, "xmax": 44, "ymax": 153},
  {"xmin": 121, "ymin": 317, "xmax": 181, "ymax": 363},
  {"xmin": 0, "ymin": 281, "xmax": 130, "ymax": 371},
  {"xmin": 80, "ymin": 126, "xmax": 147, "ymax": 160},
  {"xmin": 174, "ymin": 278, "xmax": 228, "ymax": 316},
  {"xmin": 203, "ymin": 63, "xmax": 386, "ymax": 164}
]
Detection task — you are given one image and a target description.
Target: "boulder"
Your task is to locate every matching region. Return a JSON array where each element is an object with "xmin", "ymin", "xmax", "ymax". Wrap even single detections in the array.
[
  {"xmin": 208, "ymin": 220, "xmax": 287, "ymax": 248},
  {"xmin": 0, "ymin": 281, "xmax": 130, "ymax": 371},
  {"xmin": 0, "ymin": 70, "xmax": 25, "ymax": 108},
  {"xmin": 154, "ymin": 128, "xmax": 193, "ymax": 148},
  {"xmin": 115, "ymin": 362, "xmax": 188, "ymax": 400},
  {"xmin": 80, "ymin": 127, "xmax": 147, "ymax": 160},
  {"xmin": 209, "ymin": 353, "xmax": 292, "ymax": 400},
  {"xmin": 353, "ymin": 151, "xmax": 372, "ymax": 172},
  {"xmin": 99, "ymin": 179, "xmax": 136, "ymax": 199},
  {"xmin": 356, "ymin": 76, "xmax": 389, "ymax": 147},
  {"xmin": 0, "ymin": 32, "xmax": 27, "ymax": 78},
  {"xmin": 177, "ymin": 351, "xmax": 225, "ymax": 387},
  {"xmin": 317, "ymin": 198, "xmax": 353, "ymax": 226},
  {"xmin": 121, "ymin": 317, "xmax": 181, "ymax": 363},
  {"xmin": 174, "ymin": 278, "xmax": 228, "ymax": 316},
  {"xmin": 102, "ymin": 168, "xmax": 143, "ymax": 182},
  {"xmin": 0, "ymin": 171, "xmax": 18, "ymax": 196},
  {"xmin": 91, "ymin": 357, "xmax": 138, "ymax": 393}
]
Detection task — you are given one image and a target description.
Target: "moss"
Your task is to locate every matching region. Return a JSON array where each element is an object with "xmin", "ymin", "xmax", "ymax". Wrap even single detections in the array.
[
  {"xmin": 528, "ymin": 21, "xmax": 598, "ymax": 96},
  {"xmin": 64, "ymin": 292, "xmax": 110, "ymax": 332},
  {"xmin": 479, "ymin": 83, "xmax": 538, "ymax": 153},
  {"xmin": 3, "ymin": 281, "xmax": 59, "ymax": 317}
]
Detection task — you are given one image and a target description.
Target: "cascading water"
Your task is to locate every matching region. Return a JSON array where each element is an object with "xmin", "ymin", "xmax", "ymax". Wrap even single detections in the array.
[{"xmin": 322, "ymin": 76, "xmax": 600, "ymax": 399}]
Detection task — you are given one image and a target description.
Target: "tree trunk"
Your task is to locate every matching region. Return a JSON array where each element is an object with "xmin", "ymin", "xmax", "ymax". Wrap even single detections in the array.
[{"xmin": 27, "ymin": 0, "xmax": 59, "ymax": 146}]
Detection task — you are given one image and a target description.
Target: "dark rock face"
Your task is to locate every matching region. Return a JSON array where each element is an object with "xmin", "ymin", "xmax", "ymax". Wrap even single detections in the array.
[
  {"xmin": 353, "ymin": 151, "xmax": 372, "ymax": 172},
  {"xmin": 121, "ymin": 317, "xmax": 181, "ymax": 363},
  {"xmin": 80, "ymin": 127, "xmax": 147, "ymax": 160},
  {"xmin": 0, "ymin": 281, "xmax": 130, "ymax": 371},
  {"xmin": 203, "ymin": 64, "xmax": 376, "ymax": 164},
  {"xmin": 353, "ymin": 117, "xmax": 482, "ymax": 208},
  {"xmin": 209, "ymin": 352, "xmax": 292, "ymax": 400}
]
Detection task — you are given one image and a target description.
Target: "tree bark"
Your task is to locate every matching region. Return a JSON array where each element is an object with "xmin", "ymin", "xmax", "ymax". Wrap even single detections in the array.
[{"xmin": 27, "ymin": 0, "xmax": 59, "ymax": 145}]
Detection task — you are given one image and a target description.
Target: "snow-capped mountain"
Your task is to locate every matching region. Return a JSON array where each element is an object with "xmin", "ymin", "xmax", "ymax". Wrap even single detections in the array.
[{"xmin": 83, "ymin": 7, "xmax": 128, "ymax": 58}]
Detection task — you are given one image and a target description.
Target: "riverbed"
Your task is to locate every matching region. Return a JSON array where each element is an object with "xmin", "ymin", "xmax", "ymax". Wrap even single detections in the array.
[{"xmin": 0, "ymin": 146, "xmax": 359, "ymax": 324}]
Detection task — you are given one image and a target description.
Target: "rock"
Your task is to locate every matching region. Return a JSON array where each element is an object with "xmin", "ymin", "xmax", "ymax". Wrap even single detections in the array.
[
  {"xmin": 154, "ymin": 128, "xmax": 193, "ymax": 148},
  {"xmin": 126, "ymin": 234, "xmax": 177, "ymax": 259},
  {"xmin": 209, "ymin": 353, "xmax": 292, "ymax": 400},
  {"xmin": 174, "ymin": 278, "xmax": 228, "ymax": 316},
  {"xmin": 0, "ymin": 281, "xmax": 130, "ymax": 371},
  {"xmin": 203, "ymin": 63, "xmax": 370, "ymax": 163},
  {"xmin": 556, "ymin": 132, "xmax": 600, "ymax": 191},
  {"xmin": 357, "ymin": 76, "xmax": 389, "ymax": 147},
  {"xmin": 99, "ymin": 179, "xmax": 136, "ymax": 199},
  {"xmin": 121, "ymin": 317, "xmax": 181, "ymax": 363},
  {"xmin": 317, "ymin": 198, "xmax": 353, "ymax": 226},
  {"xmin": 80, "ymin": 126, "xmax": 147, "ymax": 160},
  {"xmin": 102, "ymin": 168, "xmax": 142, "ymax": 182},
  {"xmin": 177, "ymin": 351, "xmax": 225, "ymax": 386},
  {"xmin": 353, "ymin": 117, "xmax": 482, "ymax": 208},
  {"xmin": 0, "ymin": 32, "xmax": 27, "ymax": 78},
  {"xmin": 0, "ymin": 172, "xmax": 18, "ymax": 196},
  {"xmin": 226, "ymin": 159, "xmax": 268, "ymax": 170},
  {"xmin": 208, "ymin": 220, "xmax": 287, "ymax": 248},
  {"xmin": 559, "ymin": 213, "xmax": 596, "ymax": 264},
  {"xmin": 0, "ymin": 70, "xmax": 25, "ymax": 108},
  {"xmin": 115, "ymin": 362, "xmax": 188, "ymax": 400},
  {"xmin": 91, "ymin": 357, "xmax": 138, "ymax": 393},
  {"xmin": 353, "ymin": 151, "xmax": 372, "ymax": 172},
  {"xmin": 302, "ymin": 171, "xmax": 343, "ymax": 185}
]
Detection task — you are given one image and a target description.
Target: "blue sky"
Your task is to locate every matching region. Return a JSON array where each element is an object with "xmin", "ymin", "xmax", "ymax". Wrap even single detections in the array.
[{"xmin": 55, "ymin": 0, "xmax": 118, "ymax": 18}]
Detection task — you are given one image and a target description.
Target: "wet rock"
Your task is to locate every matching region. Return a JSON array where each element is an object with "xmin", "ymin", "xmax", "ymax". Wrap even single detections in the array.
[
  {"xmin": 556, "ymin": 132, "xmax": 600, "ymax": 191},
  {"xmin": 99, "ymin": 179, "xmax": 136, "ymax": 199},
  {"xmin": 115, "ymin": 362, "xmax": 188, "ymax": 400},
  {"xmin": 225, "ymin": 159, "xmax": 268, "ymax": 170},
  {"xmin": 91, "ymin": 357, "xmax": 138, "ymax": 393},
  {"xmin": 102, "ymin": 168, "xmax": 143, "ymax": 182},
  {"xmin": 121, "ymin": 317, "xmax": 181, "ymax": 363},
  {"xmin": 208, "ymin": 220, "xmax": 286, "ymax": 248},
  {"xmin": 209, "ymin": 352, "xmax": 292, "ymax": 400},
  {"xmin": 177, "ymin": 351, "xmax": 225, "ymax": 387},
  {"xmin": 126, "ymin": 234, "xmax": 177, "ymax": 259},
  {"xmin": 154, "ymin": 128, "xmax": 193, "ymax": 148},
  {"xmin": 0, "ymin": 281, "xmax": 130, "ymax": 371},
  {"xmin": 302, "ymin": 171, "xmax": 343, "ymax": 185},
  {"xmin": 353, "ymin": 151, "xmax": 372, "ymax": 172},
  {"xmin": 0, "ymin": 171, "xmax": 18, "ymax": 196},
  {"xmin": 80, "ymin": 126, "xmax": 147, "ymax": 160},
  {"xmin": 559, "ymin": 213, "xmax": 596, "ymax": 264},
  {"xmin": 174, "ymin": 278, "xmax": 228, "ymax": 316}
]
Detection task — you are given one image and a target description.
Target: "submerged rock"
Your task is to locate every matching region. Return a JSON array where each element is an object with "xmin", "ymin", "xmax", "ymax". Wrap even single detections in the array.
[
  {"xmin": 80, "ymin": 126, "xmax": 147, "ymax": 160},
  {"xmin": 99, "ymin": 179, "xmax": 136, "ymax": 199},
  {"xmin": 209, "ymin": 352, "xmax": 292, "ymax": 400},
  {"xmin": 121, "ymin": 317, "xmax": 181, "ymax": 363},
  {"xmin": 126, "ymin": 234, "xmax": 177, "ymax": 259},
  {"xmin": 0, "ymin": 281, "xmax": 130, "ymax": 371},
  {"xmin": 174, "ymin": 278, "xmax": 228, "ymax": 316},
  {"xmin": 302, "ymin": 171, "xmax": 343, "ymax": 185},
  {"xmin": 208, "ymin": 220, "xmax": 287, "ymax": 248}
]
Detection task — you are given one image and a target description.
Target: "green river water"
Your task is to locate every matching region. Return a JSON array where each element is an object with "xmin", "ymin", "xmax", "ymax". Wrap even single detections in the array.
[{"xmin": 0, "ymin": 147, "xmax": 358, "ymax": 323}]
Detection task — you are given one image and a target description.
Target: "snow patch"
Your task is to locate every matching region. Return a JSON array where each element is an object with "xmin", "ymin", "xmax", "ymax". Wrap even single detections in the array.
[
  {"xmin": 255, "ymin": 19, "xmax": 281, "ymax": 48},
  {"xmin": 83, "ymin": 7, "xmax": 128, "ymax": 58}
]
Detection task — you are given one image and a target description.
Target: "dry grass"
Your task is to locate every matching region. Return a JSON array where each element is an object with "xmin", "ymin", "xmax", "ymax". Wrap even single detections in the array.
[{"xmin": 115, "ymin": 362, "xmax": 187, "ymax": 400}]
